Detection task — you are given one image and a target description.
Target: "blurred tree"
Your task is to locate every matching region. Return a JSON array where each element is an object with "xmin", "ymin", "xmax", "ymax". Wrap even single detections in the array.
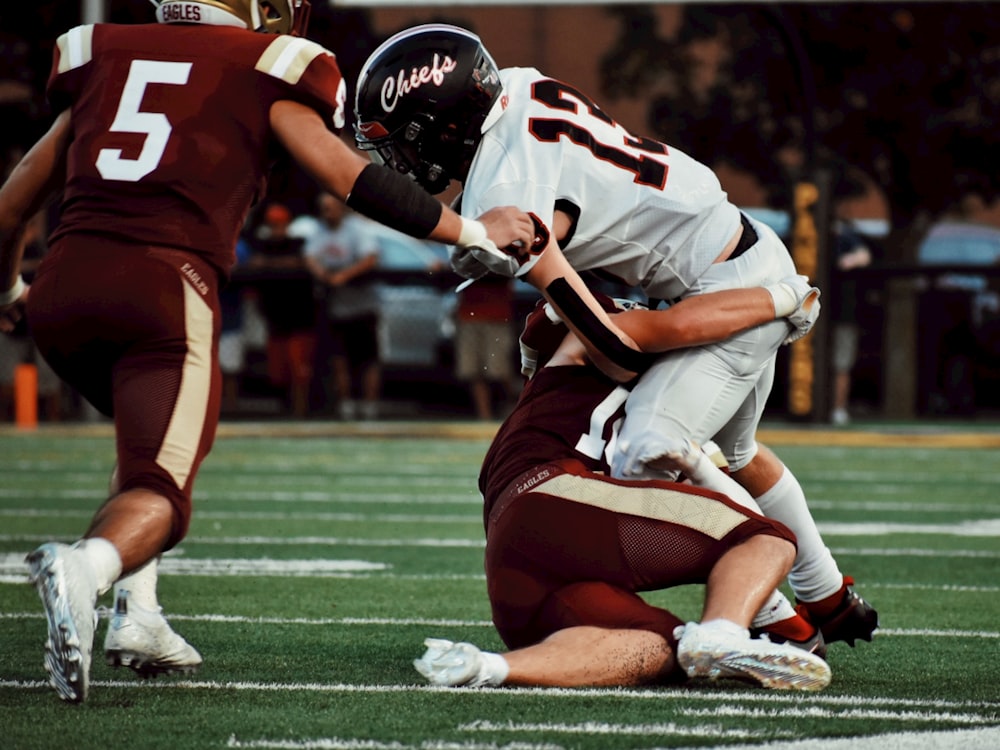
[
  {"xmin": 599, "ymin": 2, "xmax": 1000, "ymax": 417},
  {"xmin": 601, "ymin": 2, "xmax": 1000, "ymax": 249}
]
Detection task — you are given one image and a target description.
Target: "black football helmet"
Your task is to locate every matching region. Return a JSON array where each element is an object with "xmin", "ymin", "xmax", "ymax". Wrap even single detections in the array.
[{"xmin": 354, "ymin": 24, "xmax": 503, "ymax": 194}]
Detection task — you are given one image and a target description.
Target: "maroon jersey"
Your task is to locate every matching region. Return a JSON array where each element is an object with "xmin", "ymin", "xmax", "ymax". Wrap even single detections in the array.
[
  {"xmin": 479, "ymin": 364, "xmax": 630, "ymax": 515},
  {"xmin": 46, "ymin": 22, "xmax": 346, "ymax": 278}
]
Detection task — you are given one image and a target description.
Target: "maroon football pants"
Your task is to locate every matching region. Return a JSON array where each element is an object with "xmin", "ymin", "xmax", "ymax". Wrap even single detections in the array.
[
  {"xmin": 485, "ymin": 459, "xmax": 795, "ymax": 651},
  {"xmin": 28, "ymin": 238, "xmax": 222, "ymax": 547}
]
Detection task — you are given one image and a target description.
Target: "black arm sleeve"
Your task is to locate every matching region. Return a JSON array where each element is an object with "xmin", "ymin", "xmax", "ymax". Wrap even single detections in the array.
[
  {"xmin": 545, "ymin": 277, "xmax": 659, "ymax": 375},
  {"xmin": 346, "ymin": 163, "xmax": 443, "ymax": 239}
]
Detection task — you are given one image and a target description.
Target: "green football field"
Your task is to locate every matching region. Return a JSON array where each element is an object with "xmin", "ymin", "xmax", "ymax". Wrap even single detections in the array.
[{"xmin": 1, "ymin": 421, "xmax": 998, "ymax": 750}]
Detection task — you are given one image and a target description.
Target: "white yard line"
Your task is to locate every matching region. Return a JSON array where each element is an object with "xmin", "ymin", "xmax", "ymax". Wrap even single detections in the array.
[
  {"xmin": 2, "ymin": 679, "xmax": 998, "ymax": 709},
  {"xmin": 2, "ymin": 610, "xmax": 998, "ymax": 640}
]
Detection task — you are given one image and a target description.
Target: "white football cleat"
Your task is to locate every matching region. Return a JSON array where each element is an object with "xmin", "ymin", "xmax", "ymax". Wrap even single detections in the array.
[
  {"xmin": 25, "ymin": 542, "xmax": 99, "ymax": 703},
  {"xmin": 104, "ymin": 589, "xmax": 202, "ymax": 677},
  {"xmin": 676, "ymin": 620, "xmax": 831, "ymax": 692},
  {"xmin": 413, "ymin": 638, "xmax": 507, "ymax": 687}
]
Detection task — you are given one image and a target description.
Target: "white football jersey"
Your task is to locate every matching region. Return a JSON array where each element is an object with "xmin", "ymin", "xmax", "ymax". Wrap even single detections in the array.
[{"xmin": 461, "ymin": 67, "xmax": 741, "ymax": 301}]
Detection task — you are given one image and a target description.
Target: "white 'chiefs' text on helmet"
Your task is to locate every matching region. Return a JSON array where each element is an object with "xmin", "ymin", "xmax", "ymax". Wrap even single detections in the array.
[
  {"xmin": 354, "ymin": 24, "xmax": 503, "ymax": 194},
  {"xmin": 152, "ymin": 0, "xmax": 311, "ymax": 36}
]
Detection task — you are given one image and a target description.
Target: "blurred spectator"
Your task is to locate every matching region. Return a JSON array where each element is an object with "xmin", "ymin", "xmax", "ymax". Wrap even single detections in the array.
[
  {"xmin": 0, "ymin": 31, "xmax": 47, "ymax": 154},
  {"xmin": 247, "ymin": 202, "xmax": 316, "ymax": 418},
  {"xmin": 219, "ymin": 233, "xmax": 253, "ymax": 414},
  {"xmin": 303, "ymin": 193, "xmax": 382, "ymax": 420},
  {"xmin": 0, "ymin": 211, "xmax": 64, "ymax": 421},
  {"xmin": 829, "ymin": 220, "xmax": 873, "ymax": 426},
  {"xmin": 454, "ymin": 275, "xmax": 516, "ymax": 420}
]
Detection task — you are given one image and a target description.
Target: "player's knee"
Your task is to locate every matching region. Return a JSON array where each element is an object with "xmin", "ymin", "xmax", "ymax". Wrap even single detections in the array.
[
  {"xmin": 755, "ymin": 532, "xmax": 796, "ymax": 575},
  {"xmin": 118, "ymin": 473, "xmax": 192, "ymax": 549}
]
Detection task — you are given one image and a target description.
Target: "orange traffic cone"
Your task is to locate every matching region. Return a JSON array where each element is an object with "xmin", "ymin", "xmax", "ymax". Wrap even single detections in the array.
[{"xmin": 14, "ymin": 362, "xmax": 38, "ymax": 430}]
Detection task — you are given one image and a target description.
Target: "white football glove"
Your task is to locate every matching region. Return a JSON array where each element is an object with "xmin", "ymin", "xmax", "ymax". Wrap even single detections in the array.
[
  {"xmin": 449, "ymin": 240, "xmax": 544, "ymax": 280},
  {"xmin": 413, "ymin": 637, "xmax": 509, "ymax": 687},
  {"xmin": 765, "ymin": 274, "xmax": 822, "ymax": 344},
  {"xmin": 449, "ymin": 239, "xmax": 517, "ymax": 280}
]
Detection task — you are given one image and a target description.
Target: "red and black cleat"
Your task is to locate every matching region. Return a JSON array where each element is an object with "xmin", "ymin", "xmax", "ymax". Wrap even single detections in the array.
[
  {"xmin": 751, "ymin": 612, "xmax": 828, "ymax": 659},
  {"xmin": 797, "ymin": 577, "xmax": 879, "ymax": 647}
]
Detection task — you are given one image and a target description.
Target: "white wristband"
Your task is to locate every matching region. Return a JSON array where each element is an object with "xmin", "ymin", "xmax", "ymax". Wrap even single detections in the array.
[
  {"xmin": 0, "ymin": 275, "xmax": 25, "ymax": 306},
  {"xmin": 457, "ymin": 217, "xmax": 488, "ymax": 248},
  {"xmin": 765, "ymin": 281, "xmax": 798, "ymax": 318}
]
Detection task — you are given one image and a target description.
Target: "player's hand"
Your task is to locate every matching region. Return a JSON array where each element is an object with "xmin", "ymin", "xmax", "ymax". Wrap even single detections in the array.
[
  {"xmin": 449, "ymin": 210, "xmax": 550, "ymax": 280},
  {"xmin": 478, "ymin": 206, "xmax": 535, "ymax": 251},
  {"xmin": 784, "ymin": 279, "xmax": 821, "ymax": 344},
  {"xmin": 766, "ymin": 274, "xmax": 821, "ymax": 344}
]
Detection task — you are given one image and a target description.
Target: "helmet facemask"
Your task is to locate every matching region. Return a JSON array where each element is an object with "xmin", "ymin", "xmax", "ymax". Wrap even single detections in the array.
[{"xmin": 357, "ymin": 114, "xmax": 457, "ymax": 194}]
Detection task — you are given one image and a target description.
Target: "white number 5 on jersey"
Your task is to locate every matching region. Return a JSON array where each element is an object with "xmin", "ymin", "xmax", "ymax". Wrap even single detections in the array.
[{"xmin": 96, "ymin": 60, "xmax": 191, "ymax": 182}]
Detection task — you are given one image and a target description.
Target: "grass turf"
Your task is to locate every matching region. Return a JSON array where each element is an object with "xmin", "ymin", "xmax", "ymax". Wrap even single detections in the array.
[{"xmin": 1, "ymin": 422, "xmax": 998, "ymax": 749}]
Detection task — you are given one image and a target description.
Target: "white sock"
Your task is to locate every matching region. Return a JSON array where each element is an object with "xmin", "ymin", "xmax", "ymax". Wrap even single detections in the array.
[
  {"xmin": 697, "ymin": 618, "xmax": 749, "ymax": 638},
  {"xmin": 73, "ymin": 537, "xmax": 123, "ymax": 596},
  {"xmin": 751, "ymin": 589, "xmax": 799, "ymax": 629},
  {"xmin": 753, "ymin": 467, "xmax": 844, "ymax": 602},
  {"xmin": 113, "ymin": 556, "xmax": 161, "ymax": 612},
  {"xmin": 477, "ymin": 652, "xmax": 510, "ymax": 686},
  {"xmin": 686, "ymin": 451, "xmax": 762, "ymax": 512}
]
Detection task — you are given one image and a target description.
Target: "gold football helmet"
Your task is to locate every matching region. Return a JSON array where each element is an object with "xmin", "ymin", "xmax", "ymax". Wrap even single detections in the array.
[{"xmin": 153, "ymin": 0, "xmax": 311, "ymax": 36}]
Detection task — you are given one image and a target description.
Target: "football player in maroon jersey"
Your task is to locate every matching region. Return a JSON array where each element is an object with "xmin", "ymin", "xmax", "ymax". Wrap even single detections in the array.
[
  {"xmin": 414, "ymin": 286, "xmax": 831, "ymax": 692},
  {"xmin": 0, "ymin": 1, "xmax": 535, "ymax": 704}
]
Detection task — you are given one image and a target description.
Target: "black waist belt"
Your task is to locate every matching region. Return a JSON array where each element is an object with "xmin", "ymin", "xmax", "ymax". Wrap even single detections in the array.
[{"xmin": 728, "ymin": 212, "xmax": 758, "ymax": 261}]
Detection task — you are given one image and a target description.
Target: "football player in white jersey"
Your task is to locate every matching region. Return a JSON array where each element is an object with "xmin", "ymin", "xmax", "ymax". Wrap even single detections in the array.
[{"xmin": 354, "ymin": 24, "xmax": 878, "ymax": 651}]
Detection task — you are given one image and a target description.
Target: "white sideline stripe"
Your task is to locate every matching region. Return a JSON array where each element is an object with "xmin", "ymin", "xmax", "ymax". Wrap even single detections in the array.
[
  {"xmin": 7, "ymin": 547, "xmax": 992, "ymax": 590},
  {"xmin": 680, "ymin": 705, "xmax": 994, "ymax": 724},
  {"xmin": 0, "ymin": 554, "xmax": 389, "ymax": 578},
  {"xmin": 227, "ymin": 739, "xmax": 563, "ymax": 750},
  {"xmin": 8, "ymin": 506, "xmax": 1000, "ymax": 535},
  {"xmin": 0, "ymin": 612, "xmax": 494, "ymax": 627},
  {"xmin": 829, "ymin": 547, "xmax": 1000, "ymax": 558},
  {"xmin": 806, "ymin": 499, "xmax": 1000, "ymax": 513},
  {"xmin": 4, "ymin": 679, "xmax": 999, "ymax": 710},
  {"xmin": 818, "ymin": 519, "xmax": 1000, "ymax": 537},
  {"xmin": 0, "ymin": 534, "xmax": 486, "ymax": 548},
  {"xmin": 870, "ymin": 582, "xmax": 1000, "ymax": 593},
  {"xmin": 15, "ymin": 574, "xmax": 999, "ymax": 591},
  {"xmin": 1, "ymin": 611, "xmax": 996, "ymax": 639},
  {"xmin": 669, "ymin": 726, "xmax": 1000, "ymax": 750},
  {"xmin": 5, "ymin": 534, "xmax": 1000, "ymax": 553},
  {"xmin": 5, "ymin": 490, "xmax": 1000, "ymax": 513},
  {"xmin": 0, "ymin": 508, "xmax": 480, "ymax": 524},
  {"xmin": 222, "ymin": 728, "xmax": 1000, "ymax": 750},
  {"xmin": 0, "ymin": 489, "xmax": 480, "ymax": 505},
  {"xmin": 457, "ymin": 719, "xmax": 791, "ymax": 740}
]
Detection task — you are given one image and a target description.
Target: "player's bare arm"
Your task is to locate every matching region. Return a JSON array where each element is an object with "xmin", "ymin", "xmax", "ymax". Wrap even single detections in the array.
[
  {"xmin": 548, "ymin": 282, "xmax": 816, "ymax": 371},
  {"xmin": 618, "ymin": 288, "xmax": 778, "ymax": 353},
  {"xmin": 0, "ymin": 108, "xmax": 71, "ymax": 332},
  {"xmin": 269, "ymin": 100, "xmax": 534, "ymax": 251}
]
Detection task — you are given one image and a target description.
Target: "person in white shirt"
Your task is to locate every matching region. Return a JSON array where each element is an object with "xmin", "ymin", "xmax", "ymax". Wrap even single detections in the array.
[{"xmin": 303, "ymin": 192, "xmax": 383, "ymax": 420}]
